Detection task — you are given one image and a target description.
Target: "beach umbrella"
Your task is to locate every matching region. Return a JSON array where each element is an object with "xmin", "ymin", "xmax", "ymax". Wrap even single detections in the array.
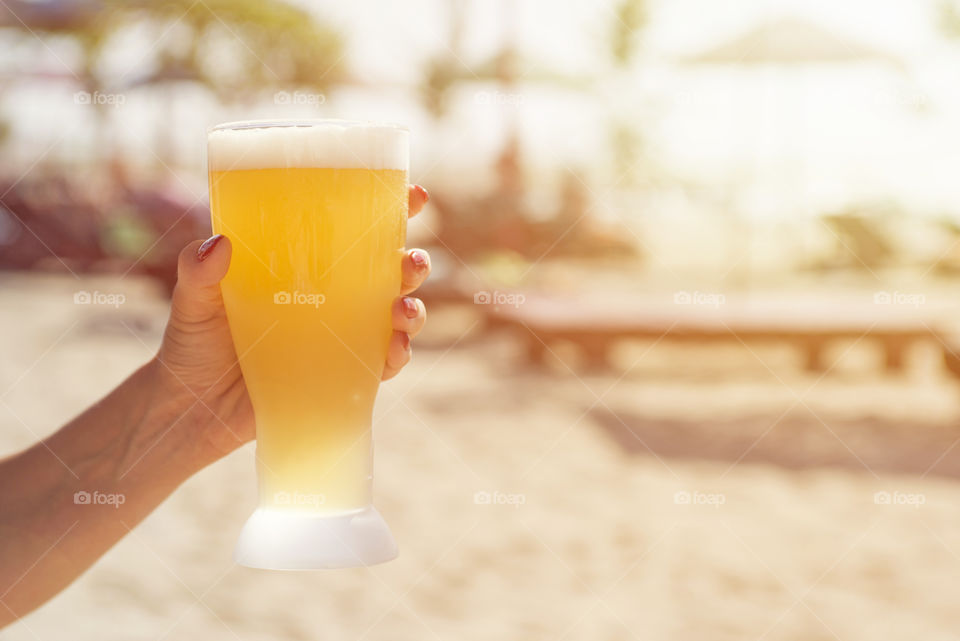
[
  {"xmin": 672, "ymin": 16, "xmax": 908, "ymax": 277},
  {"xmin": 678, "ymin": 17, "xmax": 901, "ymax": 67}
]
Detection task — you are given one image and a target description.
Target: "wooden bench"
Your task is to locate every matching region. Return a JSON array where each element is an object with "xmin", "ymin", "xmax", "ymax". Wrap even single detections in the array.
[{"xmin": 482, "ymin": 296, "xmax": 939, "ymax": 373}]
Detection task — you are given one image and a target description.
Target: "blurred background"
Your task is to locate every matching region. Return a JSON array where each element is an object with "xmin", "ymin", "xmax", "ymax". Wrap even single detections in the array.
[{"xmin": 3, "ymin": 0, "xmax": 960, "ymax": 639}]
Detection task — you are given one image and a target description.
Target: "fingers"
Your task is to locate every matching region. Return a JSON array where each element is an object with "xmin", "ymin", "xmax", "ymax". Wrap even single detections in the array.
[
  {"xmin": 382, "ymin": 330, "xmax": 411, "ymax": 381},
  {"xmin": 171, "ymin": 234, "xmax": 232, "ymax": 324},
  {"xmin": 383, "ymin": 296, "xmax": 425, "ymax": 380},
  {"xmin": 392, "ymin": 296, "xmax": 426, "ymax": 337},
  {"xmin": 401, "ymin": 248, "xmax": 431, "ymax": 295},
  {"xmin": 408, "ymin": 184, "xmax": 428, "ymax": 218}
]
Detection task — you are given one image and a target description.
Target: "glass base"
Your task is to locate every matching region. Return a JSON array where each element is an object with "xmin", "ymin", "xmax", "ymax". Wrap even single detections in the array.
[{"xmin": 233, "ymin": 506, "xmax": 398, "ymax": 570}]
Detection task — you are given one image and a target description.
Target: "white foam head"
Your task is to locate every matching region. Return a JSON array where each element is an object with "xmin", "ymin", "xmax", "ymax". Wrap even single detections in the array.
[{"xmin": 207, "ymin": 120, "xmax": 408, "ymax": 172}]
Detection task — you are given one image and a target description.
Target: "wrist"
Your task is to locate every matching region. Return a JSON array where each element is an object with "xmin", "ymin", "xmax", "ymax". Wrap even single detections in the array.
[
  {"xmin": 131, "ymin": 358, "xmax": 219, "ymax": 480},
  {"xmin": 142, "ymin": 356, "xmax": 249, "ymax": 470}
]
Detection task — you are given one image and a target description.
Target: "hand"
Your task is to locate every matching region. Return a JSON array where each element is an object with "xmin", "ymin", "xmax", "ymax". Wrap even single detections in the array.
[
  {"xmin": 0, "ymin": 187, "xmax": 432, "ymax": 624},
  {"xmin": 153, "ymin": 184, "xmax": 430, "ymax": 462}
]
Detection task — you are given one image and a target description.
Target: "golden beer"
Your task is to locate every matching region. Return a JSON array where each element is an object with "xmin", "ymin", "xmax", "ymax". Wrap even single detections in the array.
[{"xmin": 208, "ymin": 120, "xmax": 408, "ymax": 568}]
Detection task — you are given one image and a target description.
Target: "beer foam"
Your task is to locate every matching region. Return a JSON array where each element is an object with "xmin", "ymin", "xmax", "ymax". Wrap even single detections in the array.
[{"xmin": 207, "ymin": 120, "xmax": 408, "ymax": 171}]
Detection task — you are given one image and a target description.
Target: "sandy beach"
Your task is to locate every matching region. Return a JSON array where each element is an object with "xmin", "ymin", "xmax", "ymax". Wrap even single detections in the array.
[{"xmin": 1, "ymin": 272, "xmax": 959, "ymax": 640}]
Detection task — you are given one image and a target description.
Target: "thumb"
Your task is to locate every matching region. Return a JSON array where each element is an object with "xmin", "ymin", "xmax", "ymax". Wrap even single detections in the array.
[{"xmin": 171, "ymin": 234, "xmax": 232, "ymax": 324}]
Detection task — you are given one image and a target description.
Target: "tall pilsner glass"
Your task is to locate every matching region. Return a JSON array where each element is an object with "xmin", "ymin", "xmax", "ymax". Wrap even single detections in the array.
[{"xmin": 207, "ymin": 120, "xmax": 408, "ymax": 569}]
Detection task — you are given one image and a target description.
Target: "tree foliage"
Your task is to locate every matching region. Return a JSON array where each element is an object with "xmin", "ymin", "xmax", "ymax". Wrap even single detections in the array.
[{"xmin": 2, "ymin": 0, "xmax": 344, "ymax": 99}]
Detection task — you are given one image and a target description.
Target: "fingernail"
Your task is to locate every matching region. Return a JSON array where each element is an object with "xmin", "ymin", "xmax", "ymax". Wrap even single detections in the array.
[
  {"xmin": 197, "ymin": 234, "xmax": 224, "ymax": 261},
  {"xmin": 401, "ymin": 332, "xmax": 411, "ymax": 349},
  {"xmin": 413, "ymin": 185, "xmax": 429, "ymax": 204},
  {"xmin": 410, "ymin": 250, "xmax": 428, "ymax": 269},
  {"xmin": 402, "ymin": 297, "xmax": 419, "ymax": 318}
]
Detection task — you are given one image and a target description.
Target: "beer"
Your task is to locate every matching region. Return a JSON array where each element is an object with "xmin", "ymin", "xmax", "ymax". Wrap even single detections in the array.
[{"xmin": 208, "ymin": 120, "xmax": 407, "ymax": 568}]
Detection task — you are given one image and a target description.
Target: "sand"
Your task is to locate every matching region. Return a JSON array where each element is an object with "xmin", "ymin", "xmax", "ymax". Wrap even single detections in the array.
[{"xmin": 2, "ymin": 272, "xmax": 960, "ymax": 640}]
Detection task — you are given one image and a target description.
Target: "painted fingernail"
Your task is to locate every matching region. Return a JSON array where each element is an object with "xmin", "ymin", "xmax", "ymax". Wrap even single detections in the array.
[
  {"xmin": 402, "ymin": 297, "xmax": 419, "ymax": 318},
  {"xmin": 401, "ymin": 332, "xmax": 411, "ymax": 349},
  {"xmin": 197, "ymin": 234, "xmax": 224, "ymax": 261},
  {"xmin": 413, "ymin": 184, "xmax": 429, "ymax": 204},
  {"xmin": 410, "ymin": 249, "xmax": 429, "ymax": 269}
]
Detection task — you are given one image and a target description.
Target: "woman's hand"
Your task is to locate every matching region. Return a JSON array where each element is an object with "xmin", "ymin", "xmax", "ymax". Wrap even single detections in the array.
[
  {"xmin": 154, "ymin": 184, "xmax": 430, "ymax": 462},
  {"xmin": 0, "ymin": 190, "xmax": 432, "ymax": 623}
]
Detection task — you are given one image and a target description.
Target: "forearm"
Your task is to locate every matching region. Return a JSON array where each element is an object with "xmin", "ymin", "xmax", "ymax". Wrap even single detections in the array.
[{"xmin": 0, "ymin": 359, "xmax": 216, "ymax": 625}]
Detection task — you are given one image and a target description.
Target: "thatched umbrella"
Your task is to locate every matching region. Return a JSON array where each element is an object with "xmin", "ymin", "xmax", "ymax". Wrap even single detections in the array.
[
  {"xmin": 675, "ymin": 16, "xmax": 906, "ymax": 277},
  {"xmin": 679, "ymin": 17, "xmax": 900, "ymax": 67}
]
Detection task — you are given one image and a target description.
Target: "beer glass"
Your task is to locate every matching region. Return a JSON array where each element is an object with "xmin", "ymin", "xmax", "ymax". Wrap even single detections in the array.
[{"xmin": 207, "ymin": 120, "xmax": 408, "ymax": 569}]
